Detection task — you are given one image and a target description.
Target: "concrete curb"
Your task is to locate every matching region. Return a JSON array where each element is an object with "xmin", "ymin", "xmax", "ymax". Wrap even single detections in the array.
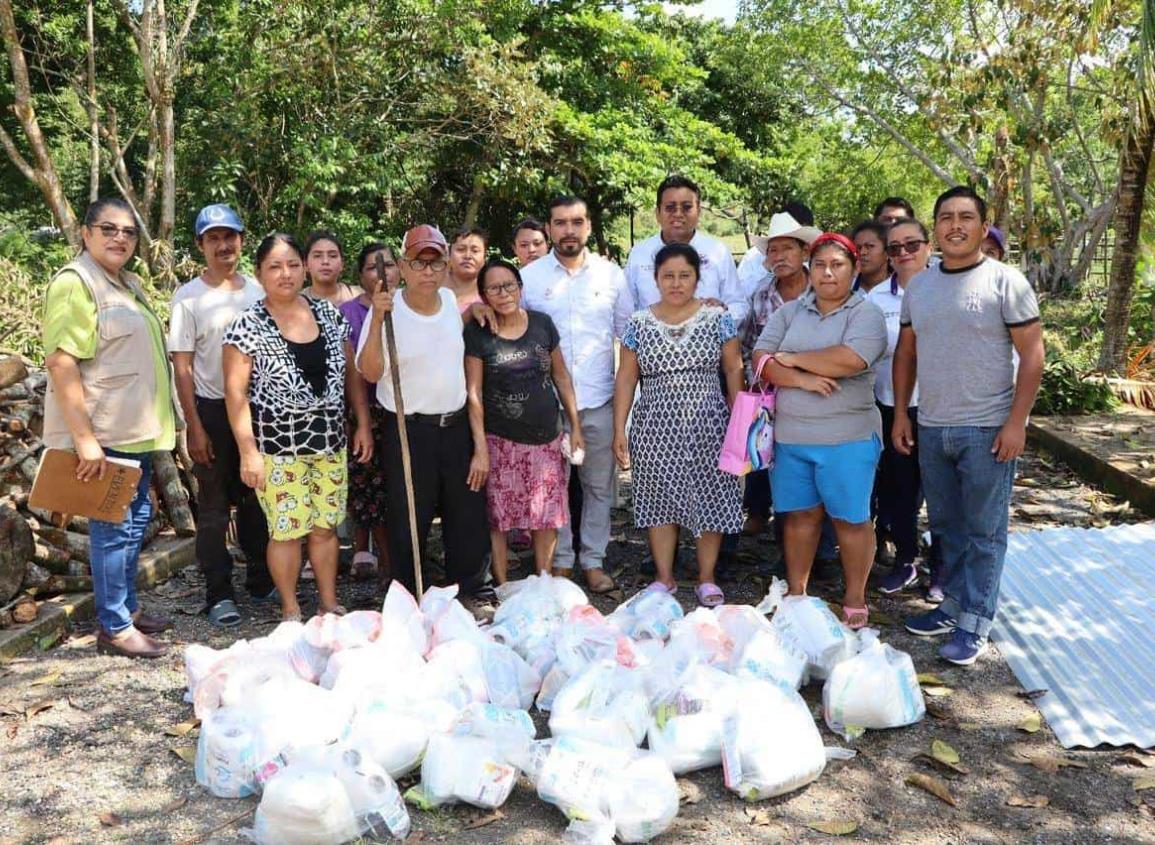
[
  {"xmin": 0, "ymin": 534, "xmax": 196, "ymax": 663},
  {"xmin": 1028, "ymin": 421, "xmax": 1155, "ymax": 518}
]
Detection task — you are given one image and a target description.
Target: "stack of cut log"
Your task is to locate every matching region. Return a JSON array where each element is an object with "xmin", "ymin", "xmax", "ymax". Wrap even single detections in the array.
[{"xmin": 0, "ymin": 353, "xmax": 196, "ymax": 628}]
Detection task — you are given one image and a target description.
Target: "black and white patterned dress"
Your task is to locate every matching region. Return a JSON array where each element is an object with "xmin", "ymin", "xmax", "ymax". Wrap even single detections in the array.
[
  {"xmin": 623, "ymin": 304, "xmax": 743, "ymax": 536},
  {"xmin": 222, "ymin": 297, "xmax": 351, "ymax": 456}
]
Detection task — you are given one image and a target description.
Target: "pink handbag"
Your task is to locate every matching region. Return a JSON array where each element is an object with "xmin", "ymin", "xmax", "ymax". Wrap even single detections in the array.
[{"xmin": 718, "ymin": 355, "xmax": 775, "ymax": 476}]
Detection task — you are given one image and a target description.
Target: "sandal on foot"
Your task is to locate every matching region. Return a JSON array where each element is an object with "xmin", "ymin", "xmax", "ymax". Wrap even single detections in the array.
[
  {"xmin": 585, "ymin": 568, "xmax": 616, "ymax": 594},
  {"xmin": 842, "ymin": 605, "xmax": 870, "ymax": 630},
  {"xmin": 695, "ymin": 582, "xmax": 724, "ymax": 607},
  {"xmin": 645, "ymin": 581, "xmax": 677, "ymax": 594},
  {"xmin": 281, "ymin": 609, "xmax": 303, "ymax": 623},
  {"xmin": 551, "ymin": 567, "xmax": 574, "ymax": 579},
  {"xmin": 207, "ymin": 599, "xmax": 242, "ymax": 629},
  {"xmin": 316, "ymin": 604, "xmax": 348, "ymax": 617},
  {"xmin": 351, "ymin": 551, "xmax": 377, "ymax": 581}
]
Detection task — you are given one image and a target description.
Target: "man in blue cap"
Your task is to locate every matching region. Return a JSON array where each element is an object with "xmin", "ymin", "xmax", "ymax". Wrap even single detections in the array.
[{"xmin": 167, "ymin": 204, "xmax": 271, "ymax": 627}]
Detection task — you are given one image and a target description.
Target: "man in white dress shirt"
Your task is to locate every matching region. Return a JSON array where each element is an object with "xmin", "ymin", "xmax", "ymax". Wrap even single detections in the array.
[
  {"xmin": 624, "ymin": 174, "xmax": 747, "ymax": 325},
  {"xmin": 521, "ymin": 195, "xmax": 633, "ymax": 593}
]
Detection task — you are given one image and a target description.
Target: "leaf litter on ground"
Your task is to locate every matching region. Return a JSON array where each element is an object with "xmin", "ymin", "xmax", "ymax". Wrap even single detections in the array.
[
  {"xmin": 164, "ymin": 718, "xmax": 200, "ymax": 737},
  {"xmin": 170, "ymin": 746, "xmax": 197, "ymax": 764},
  {"xmin": 1016, "ymin": 688, "xmax": 1048, "ymax": 700},
  {"xmin": 1018, "ymin": 712, "xmax": 1043, "ymax": 733},
  {"xmin": 807, "ymin": 820, "xmax": 859, "ymax": 835},
  {"xmin": 905, "ymin": 773, "xmax": 958, "ymax": 806},
  {"xmin": 1007, "ymin": 794, "xmax": 1050, "ymax": 808}
]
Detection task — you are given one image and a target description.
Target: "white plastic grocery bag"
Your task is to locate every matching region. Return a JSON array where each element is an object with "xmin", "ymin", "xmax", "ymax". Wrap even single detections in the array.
[
  {"xmin": 756, "ymin": 577, "xmax": 857, "ymax": 680},
  {"xmin": 822, "ymin": 629, "xmax": 925, "ymax": 739},
  {"xmin": 721, "ymin": 678, "xmax": 827, "ymax": 800}
]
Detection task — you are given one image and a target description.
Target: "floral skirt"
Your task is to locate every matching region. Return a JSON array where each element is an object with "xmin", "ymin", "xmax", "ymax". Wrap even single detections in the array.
[
  {"xmin": 348, "ymin": 404, "xmax": 388, "ymax": 528},
  {"xmin": 485, "ymin": 433, "xmax": 569, "ymax": 532}
]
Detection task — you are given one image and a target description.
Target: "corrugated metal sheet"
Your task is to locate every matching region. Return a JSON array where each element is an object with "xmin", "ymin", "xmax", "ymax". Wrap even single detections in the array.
[{"xmin": 991, "ymin": 523, "xmax": 1155, "ymax": 749}]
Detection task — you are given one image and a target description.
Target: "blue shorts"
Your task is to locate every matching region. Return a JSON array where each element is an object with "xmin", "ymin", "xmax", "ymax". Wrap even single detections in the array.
[{"xmin": 770, "ymin": 435, "xmax": 882, "ymax": 524}]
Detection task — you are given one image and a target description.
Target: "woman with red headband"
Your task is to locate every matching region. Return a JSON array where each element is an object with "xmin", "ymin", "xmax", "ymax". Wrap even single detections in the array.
[{"xmin": 752, "ymin": 232, "xmax": 888, "ymax": 628}]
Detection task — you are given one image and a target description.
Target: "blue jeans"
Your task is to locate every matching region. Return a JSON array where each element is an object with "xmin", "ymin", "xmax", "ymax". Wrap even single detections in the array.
[
  {"xmin": 89, "ymin": 451, "xmax": 153, "ymax": 635},
  {"xmin": 918, "ymin": 425, "xmax": 1015, "ymax": 637}
]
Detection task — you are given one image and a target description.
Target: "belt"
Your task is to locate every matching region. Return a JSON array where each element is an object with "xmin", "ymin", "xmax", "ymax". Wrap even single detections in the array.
[{"xmin": 405, "ymin": 407, "xmax": 467, "ymax": 428}]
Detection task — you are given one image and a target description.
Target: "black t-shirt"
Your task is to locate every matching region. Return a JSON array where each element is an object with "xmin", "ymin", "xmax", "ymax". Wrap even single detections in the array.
[
  {"xmin": 464, "ymin": 310, "xmax": 561, "ymax": 445},
  {"xmin": 287, "ymin": 334, "xmax": 328, "ymax": 396}
]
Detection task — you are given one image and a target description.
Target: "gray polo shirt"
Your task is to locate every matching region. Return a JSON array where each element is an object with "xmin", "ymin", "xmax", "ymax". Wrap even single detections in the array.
[
  {"xmin": 899, "ymin": 257, "xmax": 1039, "ymax": 427},
  {"xmin": 754, "ymin": 291, "xmax": 888, "ymax": 445}
]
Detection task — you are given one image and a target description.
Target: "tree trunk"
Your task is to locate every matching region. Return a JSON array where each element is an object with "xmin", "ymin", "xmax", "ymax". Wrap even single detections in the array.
[
  {"xmin": 86, "ymin": 0, "xmax": 100, "ymax": 203},
  {"xmin": 152, "ymin": 449, "xmax": 196, "ymax": 536},
  {"xmin": 0, "ymin": 0, "xmax": 80, "ymax": 245},
  {"xmin": 988, "ymin": 125, "xmax": 1013, "ymax": 234},
  {"xmin": 0, "ymin": 504, "xmax": 33, "ymax": 603},
  {"xmin": 463, "ymin": 171, "xmax": 485, "ymax": 228},
  {"xmin": 1099, "ymin": 118, "xmax": 1155, "ymax": 373}
]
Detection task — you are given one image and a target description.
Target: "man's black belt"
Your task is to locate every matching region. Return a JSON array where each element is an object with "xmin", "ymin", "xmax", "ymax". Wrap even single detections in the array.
[{"xmin": 404, "ymin": 407, "xmax": 466, "ymax": 428}]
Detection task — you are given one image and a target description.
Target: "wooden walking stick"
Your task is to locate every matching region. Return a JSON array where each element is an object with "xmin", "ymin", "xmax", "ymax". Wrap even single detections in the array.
[{"xmin": 376, "ymin": 252, "xmax": 424, "ymax": 599}]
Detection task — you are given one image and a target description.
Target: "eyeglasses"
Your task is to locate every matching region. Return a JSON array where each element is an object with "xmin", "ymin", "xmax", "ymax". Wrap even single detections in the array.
[
  {"xmin": 407, "ymin": 258, "xmax": 447, "ymax": 271},
  {"xmin": 92, "ymin": 222, "xmax": 140, "ymax": 241},
  {"xmin": 483, "ymin": 281, "xmax": 520, "ymax": 297},
  {"xmin": 661, "ymin": 202, "xmax": 697, "ymax": 215},
  {"xmin": 886, "ymin": 240, "xmax": 928, "ymax": 257}
]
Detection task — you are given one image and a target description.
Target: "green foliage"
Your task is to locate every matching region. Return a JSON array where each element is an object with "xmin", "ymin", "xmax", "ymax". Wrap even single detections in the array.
[
  {"xmin": 1034, "ymin": 355, "xmax": 1118, "ymax": 415},
  {"xmin": 0, "ymin": 257, "xmax": 46, "ymax": 363}
]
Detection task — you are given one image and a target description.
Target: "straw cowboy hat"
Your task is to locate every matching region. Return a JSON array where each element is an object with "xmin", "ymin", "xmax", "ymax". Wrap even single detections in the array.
[{"xmin": 753, "ymin": 211, "xmax": 822, "ymax": 254}]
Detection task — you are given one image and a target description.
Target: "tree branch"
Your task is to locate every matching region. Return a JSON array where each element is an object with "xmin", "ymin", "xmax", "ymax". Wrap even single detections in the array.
[
  {"xmin": 0, "ymin": 123, "xmax": 34, "ymax": 181},
  {"xmin": 809, "ymin": 74, "xmax": 958, "ymax": 187},
  {"xmin": 0, "ymin": 0, "xmax": 78, "ymax": 242}
]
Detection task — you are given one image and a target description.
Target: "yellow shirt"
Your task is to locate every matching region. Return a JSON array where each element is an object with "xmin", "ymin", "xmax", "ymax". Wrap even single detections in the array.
[{"xmin": 42, "ymin": 270, "xmax": 176, "ymax": 453}]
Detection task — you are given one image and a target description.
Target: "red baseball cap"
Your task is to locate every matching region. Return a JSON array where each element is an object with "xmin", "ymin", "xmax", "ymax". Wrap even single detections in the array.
[{"xmin": 401, "ymin": 224, "xmax": 448, "ymax": 259}]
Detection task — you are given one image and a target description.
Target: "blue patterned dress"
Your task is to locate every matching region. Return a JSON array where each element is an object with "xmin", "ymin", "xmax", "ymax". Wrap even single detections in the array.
[{"xmin": 623, "ymin": 304, "xmax": 744, "ymax": 536}]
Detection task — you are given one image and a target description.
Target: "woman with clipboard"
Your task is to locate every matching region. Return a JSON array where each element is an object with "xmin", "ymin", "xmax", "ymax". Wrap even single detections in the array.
[{"xmin": 42, "ymin": 197, "xmax": 180, "ymax": 659}]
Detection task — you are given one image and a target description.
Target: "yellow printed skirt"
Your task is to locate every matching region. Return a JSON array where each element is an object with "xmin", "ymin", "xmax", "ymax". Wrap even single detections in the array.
[{"xmin": 257, "ymin": 451, "xmax": 348, "ymax": 541}]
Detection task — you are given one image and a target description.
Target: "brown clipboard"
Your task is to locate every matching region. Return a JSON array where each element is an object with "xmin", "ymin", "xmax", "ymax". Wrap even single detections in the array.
[{"xmin": 28, "ymin": 448, "xmax": 143, "ymax": 524}]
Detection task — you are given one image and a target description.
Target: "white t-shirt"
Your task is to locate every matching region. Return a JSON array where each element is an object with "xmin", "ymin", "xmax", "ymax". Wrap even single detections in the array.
[
  {"xmin": 356, "ymin": 287, "xmax": 466, "ymax": 415},
  {"xmin": 624, "ymin": 230, "xmax": 748, "ymax": 324},
  {"xmin": 737, "ymin": 244, "xmax": 767, "ymax": 297},
  {"xmin": 167, "ymin": 274, "xmax": 264, "ymax": 399},
  {"xmin": 863, "ymin": 276, "xmax": 917, "ymax": 408}
]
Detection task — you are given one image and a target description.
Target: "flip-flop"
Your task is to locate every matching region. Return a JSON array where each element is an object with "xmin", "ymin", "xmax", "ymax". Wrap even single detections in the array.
[
  {"xmin": 645, "ymin": 581, "xmax": 677, "ymax": 594},
  {"xmin": 695, "ymin": 582, "xmax": 724, "ymax": 607},
  {"xmin": 207, "ymin": 599, "xmax": 242, "ymax": 628},
  {"xmin": 316, "ymin": 604, "xmax": 348, "ymax": 617},
  {"xmin": 351, "ymin": 551, "xmax": 377, "ymax": 581},
  {"xmin": 842, "ymin": 605, "xmax": 870, "ymax": 630}
]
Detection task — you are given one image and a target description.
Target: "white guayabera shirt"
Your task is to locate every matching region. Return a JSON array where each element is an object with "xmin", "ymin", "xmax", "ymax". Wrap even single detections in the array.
[
  {"xmin": 624, "ymin": 230, "xmax": 748, "ymax": 325},
  {"xmin": 520, "ymin": 250, "xmax": 633, "ymax": 411}
]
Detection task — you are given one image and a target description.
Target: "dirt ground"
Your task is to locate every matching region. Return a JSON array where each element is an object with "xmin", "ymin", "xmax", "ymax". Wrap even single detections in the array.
[{"xmin": 2, "ymin": 447, "xmax": 1154, "ymax": 845}]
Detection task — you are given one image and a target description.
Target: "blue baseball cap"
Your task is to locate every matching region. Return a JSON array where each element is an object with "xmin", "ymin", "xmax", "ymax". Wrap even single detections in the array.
[{"xmin": 194, "ymin": 204, "xmax": 245, "ymax": 238}]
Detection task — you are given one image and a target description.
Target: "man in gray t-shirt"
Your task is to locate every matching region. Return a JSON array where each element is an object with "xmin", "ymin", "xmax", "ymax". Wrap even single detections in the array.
[{"xmin": 892, "ymin": 187, "xmax": 1044, "ymax": 667}]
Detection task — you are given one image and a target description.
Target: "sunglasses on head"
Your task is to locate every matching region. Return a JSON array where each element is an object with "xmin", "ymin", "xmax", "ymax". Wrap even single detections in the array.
[{"xmin": 886, "ymin": 239, "xmax": 928, "ymax": 257}]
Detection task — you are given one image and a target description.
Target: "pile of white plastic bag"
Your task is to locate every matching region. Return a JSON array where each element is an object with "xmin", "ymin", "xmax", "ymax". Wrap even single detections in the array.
[{"xmin": 184, "ymin": 574, "xmax": 926, "ymax": 844}]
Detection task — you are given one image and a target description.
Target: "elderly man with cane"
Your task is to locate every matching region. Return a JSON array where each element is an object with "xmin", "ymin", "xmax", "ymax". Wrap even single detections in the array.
[{"xmin": 356, "ymin": 224, "xmax": 496, "ymax": 617}]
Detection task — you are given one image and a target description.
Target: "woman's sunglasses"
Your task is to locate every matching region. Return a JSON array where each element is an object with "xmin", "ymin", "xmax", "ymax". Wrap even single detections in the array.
[{"xmin": 886, "ymin": 239, "xmax": 928, "ymax": 257}]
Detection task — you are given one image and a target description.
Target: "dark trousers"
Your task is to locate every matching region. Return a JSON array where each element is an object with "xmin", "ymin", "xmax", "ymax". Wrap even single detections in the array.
[
  {"xmin": 875, "ymin": 404, "xmax": 923, "ymax": 563},
  {"xmin": 382, "ymin": 412, "xmax": 491, "ymax": 597},
  {"xmin": 567, "ymin": 468, "xmax": 583, "ymax": 554},
  {"xmin": 744, "ymin": 469, "xmax": 771, "ymax": 520},
  {"xmin": 193, "ymin": 397, "xmax": 271, "ymax": 605}
]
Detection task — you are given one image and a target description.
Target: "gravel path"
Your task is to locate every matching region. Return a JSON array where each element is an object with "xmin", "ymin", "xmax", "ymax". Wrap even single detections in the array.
[{"xmin": 1, "ymin": 447, "xmax": 1154, "ymax": 845}]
